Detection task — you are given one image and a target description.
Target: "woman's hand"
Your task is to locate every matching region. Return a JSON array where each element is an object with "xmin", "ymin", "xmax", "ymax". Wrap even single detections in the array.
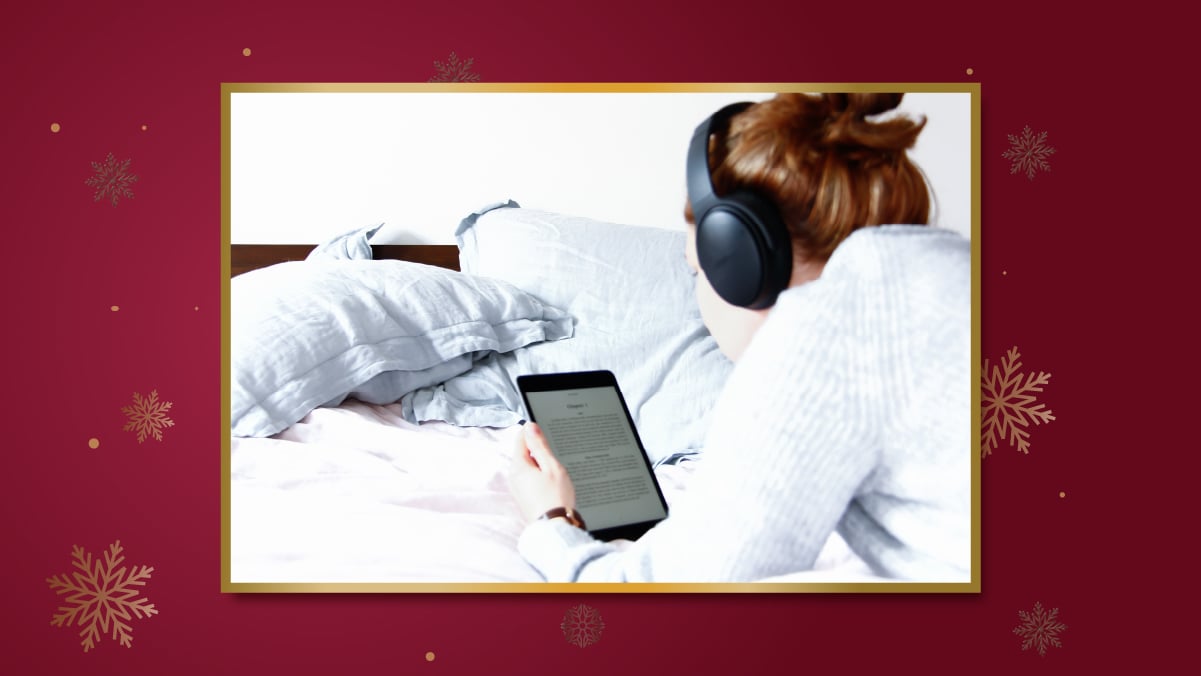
[{"xmin": 507, "ymin": 423, "xmax": 577, "ymax": 523}]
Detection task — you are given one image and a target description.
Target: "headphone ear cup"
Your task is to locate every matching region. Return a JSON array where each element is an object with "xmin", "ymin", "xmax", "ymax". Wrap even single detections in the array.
[
  {"xmin": 696, "ymin": 206, "xmax": 767, "ymax": 308},
  {"xmin": 696, "ymin": 191, "xmax": 793, "ymax": 309}
]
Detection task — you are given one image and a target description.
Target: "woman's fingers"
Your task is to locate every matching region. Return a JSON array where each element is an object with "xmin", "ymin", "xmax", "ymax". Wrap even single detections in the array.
[
  {"xmin": 506, "ymin": 422, "xmax": 579, "ymax": 521},
  {"xmin": 522, "ymin": 423, "xmax": 559, "ymax": 469},
  {"xmin": 512, "ymin": 425, "xmax": 539, "ymax": 468}
]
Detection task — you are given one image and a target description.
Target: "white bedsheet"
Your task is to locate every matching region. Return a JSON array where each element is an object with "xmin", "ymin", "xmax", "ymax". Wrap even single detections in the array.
[{"xmin": 230, "ymin": 400, "xmax": 875, "ymax": 584}]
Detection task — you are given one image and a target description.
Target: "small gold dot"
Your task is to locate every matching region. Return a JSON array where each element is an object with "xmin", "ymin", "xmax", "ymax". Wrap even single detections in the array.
[
  {"xmin": 243, "ymin": 47, "xmax": 252, "ymax": 56},
  {"xmin": 425, "ymin": 652, "xmax": 435, "ymax": 662},
  {"xmin": 966, "ymin": 68, "xmax": 974, "ymax": 75},
  {"xmin": 88, "ymin": 438, "xmax": 100, "ymax": 449},
  {"xmin": 111, "ymin": 305, "xmax": 120, "ymax": 312},
  {"xmin": 1059, "ymin": 491, "xmax": 1066, "ymax": 498},
  {"xmin": 50, "ymin": 123, "xmax": 61, "ymax": 133}
]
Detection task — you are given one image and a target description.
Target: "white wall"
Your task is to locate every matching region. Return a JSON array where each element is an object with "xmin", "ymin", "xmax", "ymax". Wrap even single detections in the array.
[{"xmin": 231, "ymin": 90, "xmax": 973, "ymax": 244}]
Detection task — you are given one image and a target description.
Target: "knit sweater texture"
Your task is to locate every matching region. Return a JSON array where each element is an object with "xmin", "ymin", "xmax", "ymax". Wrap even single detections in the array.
[{"xmin": 517, "ymin": 225, "xmax": 972, "ymax": 582}]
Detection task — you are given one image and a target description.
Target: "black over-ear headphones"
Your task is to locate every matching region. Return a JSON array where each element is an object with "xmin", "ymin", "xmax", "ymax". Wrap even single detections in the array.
[{"xmin": 687, "ymin": 102, "xmax": 793, "ymax": 309}]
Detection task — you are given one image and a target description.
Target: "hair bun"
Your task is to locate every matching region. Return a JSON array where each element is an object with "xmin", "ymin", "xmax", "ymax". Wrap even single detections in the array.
[
  {"xmin": 818, "ymin": 93, "xmax": 922, "ymax": 154},
  {"xmin": 825, "ymin": 93, "xmax": 904, "ymax": 119}
]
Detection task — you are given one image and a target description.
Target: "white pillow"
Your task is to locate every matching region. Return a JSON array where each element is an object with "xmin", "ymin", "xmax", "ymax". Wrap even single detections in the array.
[
  {"xmin": 231, "ymin": 259, "xmax": 573, "ymax": 437},
  {"xmin": 403, "ymin": 206, "xmax": 733, "ymax": 464},
  {"xmin": 304, "ymin": 223, "xmax": 382, "ymax": 261}
]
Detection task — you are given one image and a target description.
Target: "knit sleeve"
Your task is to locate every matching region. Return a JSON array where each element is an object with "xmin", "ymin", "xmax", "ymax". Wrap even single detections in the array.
[{"xmin": 517, "ymin": 280, "xmax": 881, "ymax": 582}]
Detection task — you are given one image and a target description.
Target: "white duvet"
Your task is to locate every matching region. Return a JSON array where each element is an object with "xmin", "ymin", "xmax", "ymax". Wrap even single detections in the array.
[{"xmin": 230, "ymin": 400, "xmax": 877, "ymax": 584}]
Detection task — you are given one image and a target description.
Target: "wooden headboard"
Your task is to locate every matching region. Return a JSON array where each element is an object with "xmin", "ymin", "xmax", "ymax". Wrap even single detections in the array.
[{"xmin": 230, "ymin": 244, "xmax": 460, "ymax": 277}]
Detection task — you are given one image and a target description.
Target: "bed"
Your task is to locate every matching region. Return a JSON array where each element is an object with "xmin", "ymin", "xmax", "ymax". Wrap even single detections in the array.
[{"xmin": 227, "ymin": 205, "xmax": 881, "ymax": 585}]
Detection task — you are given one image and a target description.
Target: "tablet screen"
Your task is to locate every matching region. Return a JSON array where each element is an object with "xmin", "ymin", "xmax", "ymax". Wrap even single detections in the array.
[{"xmin": 524, "ymin": 385, "xmax": 668, "ymax": 533}]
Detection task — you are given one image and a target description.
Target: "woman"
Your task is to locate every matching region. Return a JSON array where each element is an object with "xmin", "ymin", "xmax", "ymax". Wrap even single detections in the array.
[{"xmin": 508, "ymin": 93, "xmax": 971, "ymax": 582}]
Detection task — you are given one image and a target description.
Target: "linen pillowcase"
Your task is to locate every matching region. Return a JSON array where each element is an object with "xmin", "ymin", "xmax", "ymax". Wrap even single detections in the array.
[
  {"xmin": 304, "ymin": 223, "xmax": 383, "ymax": 262},
  {"xmin": 403, "ymin": 206, "xmax": 733, "ymax": 464},
  {"xmin": 231, "ymin": 259, "xmax": 573, "ymax": 438}
]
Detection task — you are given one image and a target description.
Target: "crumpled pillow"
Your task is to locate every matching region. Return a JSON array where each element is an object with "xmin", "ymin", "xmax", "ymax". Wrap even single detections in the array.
[{"xmin": 232, "ymin": 258, "xmax": 573, "ymax": 437}]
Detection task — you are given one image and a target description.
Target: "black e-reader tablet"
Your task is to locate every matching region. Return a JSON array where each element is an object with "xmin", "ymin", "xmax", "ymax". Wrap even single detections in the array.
[{"xmin": 517, "ymin": 370, "xmax": 669, "ymax": 541}]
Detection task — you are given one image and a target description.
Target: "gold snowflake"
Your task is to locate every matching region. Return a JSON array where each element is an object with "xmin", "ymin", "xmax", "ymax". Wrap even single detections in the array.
[
  {"xmin": 428, "ymin": 51, "xmax": 481, "ymax": 82},
  {"xmin": 46, "ymin": 541, "xmax": 158, "ymax": 652},
  {"xmin": 121, "ymin": 390, "xmax": 175, "ymax": 443},
  {"xmin": 85, "ymin": 152, "xmax": 138, "ymax": 206},
  {"xmin": 982, "ymin": 346, "xmax": 1054, "ymax": 457},
  {"xmin": 1001, "ymin": 126, "xmax": 1056, "ymax": 180},
  {"xmin": 561, "ymin": 604, "xmax": 604, "ymax": 648},
  {"xmin": 1013, "ymin": 601, "xmax": 1066, "ymax": 657}
]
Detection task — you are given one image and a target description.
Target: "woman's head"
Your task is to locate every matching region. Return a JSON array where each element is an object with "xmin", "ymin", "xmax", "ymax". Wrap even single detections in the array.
[
  {"xmin": 685, "ymin": 93, "xmax": 931, "ymax": 360},
  {"xmin": 688, "ymin": 92, "xmax": 931, "ymax": 262}
]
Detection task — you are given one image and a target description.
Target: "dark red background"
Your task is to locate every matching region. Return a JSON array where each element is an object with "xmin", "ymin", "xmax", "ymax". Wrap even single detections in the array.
[{"xmin": 2, "ymin": 1, "xmax": 1186, "ymax": 672}]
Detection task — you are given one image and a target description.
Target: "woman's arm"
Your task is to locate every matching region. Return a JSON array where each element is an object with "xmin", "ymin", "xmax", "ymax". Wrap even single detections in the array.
[{"xmin": 509, "ymin": 287, "xmax": 880, "ymax": 582}]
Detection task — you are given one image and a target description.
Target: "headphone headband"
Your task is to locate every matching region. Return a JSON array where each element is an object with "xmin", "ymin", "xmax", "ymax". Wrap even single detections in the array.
[{"xmin": 686, "ymin": 102, "xmax": 753, "ymax": 222}]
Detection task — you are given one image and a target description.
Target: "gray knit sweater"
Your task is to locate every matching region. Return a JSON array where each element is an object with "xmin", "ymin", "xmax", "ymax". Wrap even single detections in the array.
[{"xmin": 517, "ymin": 225, "xmax": 972, "ymax": 582}]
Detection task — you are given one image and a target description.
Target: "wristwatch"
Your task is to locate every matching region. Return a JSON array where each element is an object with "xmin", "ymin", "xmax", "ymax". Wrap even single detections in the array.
[{"xmin": 537, "ymin": 506, "xmax": 586, "ymax": 530}]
